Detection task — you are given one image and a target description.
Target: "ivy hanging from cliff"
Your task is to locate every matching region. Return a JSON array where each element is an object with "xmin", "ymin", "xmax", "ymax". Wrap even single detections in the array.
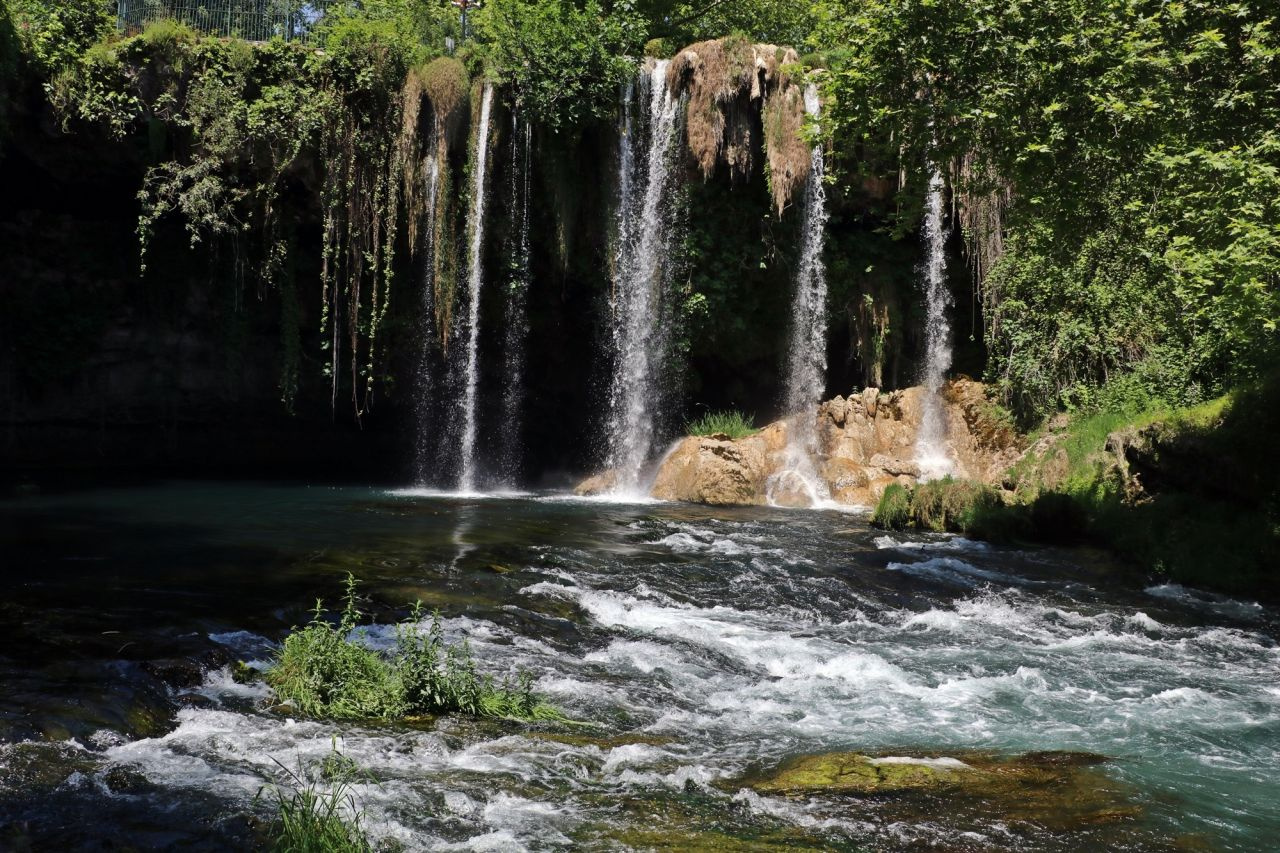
[{"xmin": 45, "ymin": 9, "xmax": 457, "ymax": 418}]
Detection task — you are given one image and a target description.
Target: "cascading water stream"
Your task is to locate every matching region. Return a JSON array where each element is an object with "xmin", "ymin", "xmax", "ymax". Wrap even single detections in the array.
[
  {"xmin": 767, "ymin": 84, "xmax": 831, "ymax": 508},
  {"xmin": 496, "ymin": 113, "xmax": 532, "ymax": 487},
  {"xmin": 412, "ymin": 134, "xmax": 442, "ymax": 484},
  {"xmin": 457, "ymin": 82, "xmax": 495, "ymax": 494},
  {"xmin": 605, "ymin": 61, "xmax": 681, "ymax": 497},
  {"xmin": 915, "ymin": 166, "xmax": 955, "ymax": 480}
]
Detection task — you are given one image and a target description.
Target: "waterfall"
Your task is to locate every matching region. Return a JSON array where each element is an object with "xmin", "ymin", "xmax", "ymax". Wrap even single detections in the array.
[
  {"xmin": 412, "ymin": 133, "xmax": 443, "ymax": 484},
  {"xmin": 767, "ymin": 84, "xmax": 831, "ymax": 508},
  {"xmin": 915, "ymin": 166, "xmax": 955, "ymax": 480},
  {"xmin": 457, "ymin": 82, "xmax": 495, "ymax": 494},
  {"xmin": 605, "ymin": 60, "xmax": 681, "ymax": 497},
  {"xmin": 496, "ymin": 113, "xmax": 532, "ymax": 486}
]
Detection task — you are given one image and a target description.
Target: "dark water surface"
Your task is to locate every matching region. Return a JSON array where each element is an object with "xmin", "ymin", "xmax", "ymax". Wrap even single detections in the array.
[{"xmin": 1, "ymin": 482, "xmax": 1278, "ymax": 850}]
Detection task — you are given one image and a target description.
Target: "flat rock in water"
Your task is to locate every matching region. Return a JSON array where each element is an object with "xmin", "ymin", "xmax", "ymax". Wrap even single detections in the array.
[{"xmin": 743, "ymin": 750, "xmax": 1142, "ymax": 832}]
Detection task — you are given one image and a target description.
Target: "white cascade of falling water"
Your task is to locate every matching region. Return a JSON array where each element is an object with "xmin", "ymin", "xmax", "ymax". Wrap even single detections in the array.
[
  {"xmin": 496, "ymin": 113, "xmax": 532, "ymax": 487},
  {"xmin": 915, "ymin": 166, "xmax": 955, "ymax": 480},
  {"xmin": 767, "ymin": 84, "xmax": 831, "ymax": 508},
  {"xmin": 412, "ymin": 133, "xmax": 442, "ymax": 484},
  {"xmin": 457, "ymin": 82, "xmax": 495, "ymax": 494},
  {"xmin": 605, "ymin": 60, "xmax": 681, "ymax": 497}
]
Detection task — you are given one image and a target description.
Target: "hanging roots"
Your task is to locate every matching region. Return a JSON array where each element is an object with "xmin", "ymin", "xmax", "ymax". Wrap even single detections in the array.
[
  {"xmin": 668, "ymin": 37, "xmax": 810, "ymax": 214},
  {"xmin": 954, "ymin": 151, "xmax": 1013, "ymax": 336}
]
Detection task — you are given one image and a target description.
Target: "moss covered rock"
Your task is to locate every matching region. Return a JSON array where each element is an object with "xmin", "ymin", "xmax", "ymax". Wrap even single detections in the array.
[
  {"xmin": 750, "ymin": 752, "xmax": 970, "ymax": 795},
  {"xmin": 743, "ymin": 750, "xmax": 1142, "ymax": 831}
]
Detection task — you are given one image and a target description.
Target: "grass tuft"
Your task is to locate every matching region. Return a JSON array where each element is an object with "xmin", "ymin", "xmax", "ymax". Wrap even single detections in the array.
[
  {"xmin": 257, "ymin": 744, "xmax": 373, "ymax": 853},
  {"xmin": 872, "ymin": 483, "xmax": 911, "ymax": 529},
  {"xmin": 686, "ymin": 409, "xmax": 759, "ymax": 439},
  {"xmin": 266, "ymin": 574, "xmax": 566, "ymax": 723}
]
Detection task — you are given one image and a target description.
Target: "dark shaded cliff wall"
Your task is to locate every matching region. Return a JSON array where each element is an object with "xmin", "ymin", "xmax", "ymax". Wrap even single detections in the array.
[{"xmin": 0, "ymin": 75, "xmax": 976, "ymax": 485}]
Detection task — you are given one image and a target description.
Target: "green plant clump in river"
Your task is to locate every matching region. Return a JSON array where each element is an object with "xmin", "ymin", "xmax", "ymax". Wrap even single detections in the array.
[
  {"xmin": 871, "ymin": 482, "xmax": 911, "ymax": 530},
  {"xmin": 686, "ymin": 409, "xmax": 760, "ymax": 439},
  {"xmin": 266, "ymin": 574, "xmax": 565, "ymax": 722},
  {"xmin": 872, "ymin": 477, "xmax": 1002, "ymax": 535},
  {"xmin": 257, "ymin": 746, "xmax": 374, "ymax": 853}
]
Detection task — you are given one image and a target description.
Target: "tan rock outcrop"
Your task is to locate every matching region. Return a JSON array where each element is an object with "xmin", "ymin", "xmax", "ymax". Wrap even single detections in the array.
[
  {"xmin": 638, "ymin": 378, "xmax": 1025, "ymax": 508},
  {"xmin": 650, "ymin": 423, "xmax": 787, "ymax": 505}
]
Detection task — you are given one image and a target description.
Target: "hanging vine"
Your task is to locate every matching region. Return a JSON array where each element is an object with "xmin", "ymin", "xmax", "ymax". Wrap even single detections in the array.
[{"xmin": 46, "ymin": 18, "xmax": 450, "ymax": 420}]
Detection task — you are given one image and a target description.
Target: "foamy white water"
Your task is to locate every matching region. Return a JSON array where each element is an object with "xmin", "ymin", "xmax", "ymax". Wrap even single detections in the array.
[{"xmin": 9, "ymin": 485, "xmax": 1278, "ymax": 850}]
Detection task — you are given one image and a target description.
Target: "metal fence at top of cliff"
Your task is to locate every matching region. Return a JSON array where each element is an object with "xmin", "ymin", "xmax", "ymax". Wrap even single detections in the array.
[{"xmin": 116, "ymin": 0, "xmax": 340, "ymax": 44}]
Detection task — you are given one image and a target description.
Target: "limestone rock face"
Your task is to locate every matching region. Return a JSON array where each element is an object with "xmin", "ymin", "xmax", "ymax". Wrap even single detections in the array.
[
  {"xmin": 650, "ymin": 423, "xmax": 787, "ymax": 506},
  {"xmin": 638, "ymin": 378, "xmax": 1025, "ymax": 508}
]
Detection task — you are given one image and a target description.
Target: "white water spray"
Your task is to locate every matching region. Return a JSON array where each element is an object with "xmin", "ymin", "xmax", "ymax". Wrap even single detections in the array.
[
  {"xmin": 605, "ymin": 61, "xmax": 681, "ymax": 497},
  {"xmin": 412, "ymin": 134, "xmax": 443, "ymax": 484},
  {"xmin": 767, "ymin": 85, "xmax": 831, "ymax": 507},
  {"xmin": 458, "ymin": 82, "xmax": 495, "ymax": 494},
  {"xmin": 497, "ymin": 113, "xmax": 533, "ymax": 486},
  {"xmin": 915, "ymin": 166, "xmax": 955, "ymax": 480}
]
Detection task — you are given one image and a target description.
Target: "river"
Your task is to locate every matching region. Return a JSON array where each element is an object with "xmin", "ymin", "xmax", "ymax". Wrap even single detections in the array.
[{"xmin": 1, "ymin": 482, "xmax": 1277, "ymax": 850}]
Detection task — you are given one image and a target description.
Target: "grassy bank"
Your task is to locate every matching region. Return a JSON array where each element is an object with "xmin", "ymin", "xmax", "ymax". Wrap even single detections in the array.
[{"xmin": 875, "ymin": 377, "xmax": 1280, "ymax": 597}]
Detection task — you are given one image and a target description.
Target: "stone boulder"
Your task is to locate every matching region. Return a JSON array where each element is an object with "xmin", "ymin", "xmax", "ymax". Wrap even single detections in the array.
[
  {"xmin": 650, "ymin": 423, "xmax": 787, "ymax": 505},
  {"xmin": 573, "ymin": 469, "xmax": 617, "ymax": 497}
]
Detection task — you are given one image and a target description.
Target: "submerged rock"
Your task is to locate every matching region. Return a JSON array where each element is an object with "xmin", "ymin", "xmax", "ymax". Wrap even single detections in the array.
[
  {"xmin": 750, "ymin": 752, "xmax": 972, "ymax": 795},
  {"xmin": 743, "ymin": 750, "xmax": 1141, "ymax": 831},
  {"xmin": 573, "ymin": 470, "xmax": 617, "ymax": 497}
]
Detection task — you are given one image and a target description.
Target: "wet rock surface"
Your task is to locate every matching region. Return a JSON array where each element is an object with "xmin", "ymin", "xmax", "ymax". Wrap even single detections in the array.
[
  {"xmin": 744, "ymin": 750, "xmax": 1144, "ymax": 833},
  {"xmin": 639, "ymin": 378, "xmax": 1024, "ymax": 507}
]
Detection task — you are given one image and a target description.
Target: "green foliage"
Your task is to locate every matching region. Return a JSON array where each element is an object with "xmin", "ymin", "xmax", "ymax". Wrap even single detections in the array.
[
  {"xmin": 473, "ymin": 0, "xmax": 639, "ymax": 131},
  {"xmin": 686, "ymin": 409, "xmax": 758, "ymax": 439},
  {"xmin": 872, "ymin": 482, "xmax": 910, "ymax": 529},
  {"xmin": 0, "ymin": 4, "xmax": 18, "ymax": 135},
  {"xmin": 46, "ymin": 11, "xmax": 439, "ymax": 417},
  {"xmin": 978, "ymin": 380, "xmax": 1280, "ymax": 592},
  {"xmin": 872, "ymin": 478, "xmax": 1002, "ymax": 535},
  {"xmin": 910, "ymin": 477, "xmax": 1002, "ymax": 534},
  {"xmin": 643, "ymin": 37, "xmax": 675, "ymax": 59},
  {"xmin": 636, "ymin": 0, "xmax": 816, "ymax": 48},
  {"xmin": 266, "ymin": 574, "xmax": 565, "ymax": 722},
  {"xmin": 7, "ymin": 0, "xmax": 112, "ymax": 75},
  {"xmin": 257, "ymin": 744, "xmax": 374, "ymax": 853},
  {"xmin": 815, "ymin": 0, "xmax": 1280, "ymax": 422}
]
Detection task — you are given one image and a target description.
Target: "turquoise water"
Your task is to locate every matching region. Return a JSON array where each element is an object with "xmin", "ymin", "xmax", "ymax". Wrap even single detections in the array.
[{"xmin": 1, "ymin": 482, "xmax": 1277, "ymax": 850}]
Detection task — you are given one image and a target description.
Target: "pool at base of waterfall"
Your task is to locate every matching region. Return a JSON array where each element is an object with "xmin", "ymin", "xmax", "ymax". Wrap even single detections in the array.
[{"xmin": 1, "ymin": 482, "xmax": 1277, "ymax": 851}]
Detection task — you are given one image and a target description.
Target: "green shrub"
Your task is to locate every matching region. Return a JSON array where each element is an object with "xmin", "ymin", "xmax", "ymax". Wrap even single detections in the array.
[
  {"xmin": 9, "ymin": 0, "xmax": 113, "ymax": 75},
  {"xmin": 686, "ymin": 409, "xmax": 759, "ymax": 439},
  {"xmin": 874, "ymin": 478, "xmax": 1003, "ymax": 534},
  {"xmin": 872, "ymin": 483, "xmax": 911, "ymax": 530},
  {"xmin": 267, "ymin": 574, "xmax": 564, "ymax": 722}
]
